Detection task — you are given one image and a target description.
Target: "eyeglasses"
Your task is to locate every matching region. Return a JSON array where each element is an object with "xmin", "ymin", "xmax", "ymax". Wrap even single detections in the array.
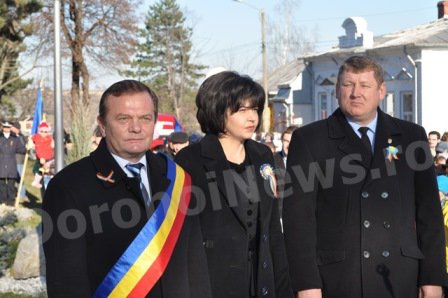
[{"xmin": 40, "ymin": 130, "xmax": 50, "ymax": 133}]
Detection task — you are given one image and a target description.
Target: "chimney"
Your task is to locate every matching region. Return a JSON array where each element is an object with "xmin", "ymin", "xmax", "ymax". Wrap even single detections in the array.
[{"xmin": 438, "ymin": 1, "xmax": 448, "ymax": 19}]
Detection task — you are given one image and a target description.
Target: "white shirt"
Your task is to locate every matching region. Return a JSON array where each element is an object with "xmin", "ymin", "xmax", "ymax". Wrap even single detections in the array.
[
  {"xmin": 110, "ymin": 153, "xmax": 151, "ymax": 196},
  {"xmin": 346, "ymin": 113, "xmax": 378, "ymax": 153}
]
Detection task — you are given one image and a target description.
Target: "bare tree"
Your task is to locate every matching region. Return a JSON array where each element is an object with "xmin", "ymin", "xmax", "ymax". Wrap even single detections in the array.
[
  {"xmin": 33, "ymin": 0, "xmax": 141, "ymax": 162},
  {"xmin": 36, "ymin": 0, "xmax": 140, "ymax": 110},
  {"xmin": 268, "ymin": 0, "xmax": 317, "ymax": 69}
]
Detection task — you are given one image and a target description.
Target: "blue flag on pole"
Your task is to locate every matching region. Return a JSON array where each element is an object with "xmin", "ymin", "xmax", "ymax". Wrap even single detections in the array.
[{"xmin": 31, "ymin": 87, "xmax": 43, "ymax": 135}]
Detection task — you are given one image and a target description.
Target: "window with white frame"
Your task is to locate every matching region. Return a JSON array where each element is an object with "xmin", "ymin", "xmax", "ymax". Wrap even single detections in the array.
[
  {"xmin": 385, "ymin": 92, "xmax": 394, "ymax": 116},
  {"xmin": 401, "ymin": 92, "xmax": 414, "ymax": 122},
  {"xmin": 318, "ymin": 92, "xmax": 329, "ymax": 119}
]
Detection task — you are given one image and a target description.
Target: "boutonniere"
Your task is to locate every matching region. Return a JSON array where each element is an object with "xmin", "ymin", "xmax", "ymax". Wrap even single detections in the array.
[
  {"xmin": 260, "ymin": 163, "xmax": 278, "ymax": 198},
  {"xmin": 385, "ymin": 146, "xmax": 399, "ymax": 162},
  {"xmin": 96, "ymin": 170, "xmax": 115, "ymax": 183}
]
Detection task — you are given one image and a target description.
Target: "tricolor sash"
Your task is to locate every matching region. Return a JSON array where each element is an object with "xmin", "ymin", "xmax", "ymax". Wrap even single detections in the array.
[{"xmin": 93, "ymin": 155, "xmax": 191, "ymax": 298}]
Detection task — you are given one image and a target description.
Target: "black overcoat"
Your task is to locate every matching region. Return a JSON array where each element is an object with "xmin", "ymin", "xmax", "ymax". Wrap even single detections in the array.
[
  {"xmin": 175, "ymin": 134, "xmax": 293, "ymax": 298},
  {"xmin": 0, "ymin": 133, "xmax": 26, "ymax": 178},
  {"xmin": 283, "ymin": 108, "xmax": 447, "ymax": 298},
  {"xmin": 43, "ymin": 139, "xmax": 211, "ymax": 298}
]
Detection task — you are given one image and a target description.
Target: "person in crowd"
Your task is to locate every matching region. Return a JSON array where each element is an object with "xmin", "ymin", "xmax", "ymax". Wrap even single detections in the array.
[
  {"xmin": 275, "ymin": 126, "xmax": 298, "ymax": 169},
  {"xmin": 439, "ymin": 159, "xmax": 448, "ymax": 279},
  {"xmin": 263, "ymin": 132, "xmax": 274, "ymax": 143},
  {"xmin": 436, "ymin": 155, "xmax": 447, "ymax": 175},
  {"xmin": 175, "ymin": 71, "xmax": 293, "ymax": 298},
  {"xmin": 436, "ymin": 131, "xmax": 448, "ymax": 158},
  {"xmin": 11, "ymin": 121, "xmax": 27, "ymax": 199},
  {"xmin": 31, "ymin": 122, "xmax": 54, "ymax": 189},
  {"xmin": 91, "ymin": 125, "xmax": 103, "ymax": 151},
  {"xmin": 283, "ymin": 56, "xmax": 447, "ymax": 298},
  {"xmin": 43, "ymin": 80, "xmax": 211, "ymax": 298},
  {"xmin": 0, "ymin": 121, "xmax": 26, "ymax": 205},
  {"xmin": 167, "ymin": 131, "xmax": 189, "ymax": 157},
  {"xmin": 63, "ymin": 129, "xmax": 73, "ymax": 153},
  {"xmin": 437, "ymin": 158, "xmax": 448, "ymax": 195},
  {"xmin": 428, "ymin": 130, "xmax": 441, "ymax": 158},
  {"xmin": 273, "ymin": 125, "xmax": 298, "ymax": 217}
]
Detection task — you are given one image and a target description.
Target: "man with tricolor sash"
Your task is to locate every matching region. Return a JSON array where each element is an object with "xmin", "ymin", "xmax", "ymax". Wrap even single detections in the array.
[{"xmin": 42, "ymin": 80, "xmax": 212, "ymax": 297}]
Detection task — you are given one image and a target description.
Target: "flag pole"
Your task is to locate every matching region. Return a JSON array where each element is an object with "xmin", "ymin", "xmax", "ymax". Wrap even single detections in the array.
[
  {"xmin": 15, "ymin": 80, "xmax": 44, "ymax": 208},
  {"xmin": 14, "ymin": 143, "xmax": 31, "ymax": 208}
]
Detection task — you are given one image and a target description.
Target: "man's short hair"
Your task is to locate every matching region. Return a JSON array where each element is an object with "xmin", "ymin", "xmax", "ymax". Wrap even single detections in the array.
[
  {"xmin": 429, "ymin": 131, "xmax": 441, "ymax": 140},
  {"xmin": 281, "ymin": 125, "xmax": 299, "ymax": 140},
  {"xmin": 98, "ymin": 80, "xmax": 159, "ymax": 121},
  {"xmin": 337, "ymin": 56, "xmax": 384, "ymax": 86},
  {"xmin": 196, "ymin": 71, "xmax": 265, "ymax": 135}
]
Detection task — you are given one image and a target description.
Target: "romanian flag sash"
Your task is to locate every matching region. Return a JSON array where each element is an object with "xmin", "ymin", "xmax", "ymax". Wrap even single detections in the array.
[{"xmin": 93, "ymin": 155, "xmax": 191, "ymax": 298}]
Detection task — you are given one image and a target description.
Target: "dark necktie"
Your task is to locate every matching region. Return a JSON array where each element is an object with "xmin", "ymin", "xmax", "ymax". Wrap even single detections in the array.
[
  {"xmin": 126, "ymin": 163, "xmax": 151, "ymax": 206},
  {"xmin": 358, "ymin": 127, "xmax": 373, "ymax": 155}
]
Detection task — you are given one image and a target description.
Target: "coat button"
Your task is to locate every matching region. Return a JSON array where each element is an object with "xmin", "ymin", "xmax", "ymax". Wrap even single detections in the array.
[
  {"xmin": 381, "ymin": 192, "xmax": 389, "ymax": 199},
  {"xmin": 363, "ymin": 250, "xmax": 370, "ymax": 259},
  {"xmin": 382, "ymin": 250, "xmax": 390, "ymax": 257},
  {"xmin": 263, "ymin": 234, "xmax": 268, "ymax": 242},
  {"xmin": 383, "ymin": 221, "xmax": 391, "ymax": 229},
  {"xmin": 262, "ymin": 261, "xmax": 268, "ymax": 269},
  {"xmin": 361, "ymin": 191, "xmax": 369, "ymax": 199},
  {"xmin": 363, "ymin": 220, "xmax": 371, "ymax": 228},
  {"xmin": 261, "ymin": 286, "xmax": 269, "ymax": 296}
]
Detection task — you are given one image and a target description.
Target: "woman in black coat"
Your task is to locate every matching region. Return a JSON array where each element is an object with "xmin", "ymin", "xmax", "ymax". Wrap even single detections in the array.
[{"xmin": 175, "ymin": 71, "xmax": 293, "ymax": 298}]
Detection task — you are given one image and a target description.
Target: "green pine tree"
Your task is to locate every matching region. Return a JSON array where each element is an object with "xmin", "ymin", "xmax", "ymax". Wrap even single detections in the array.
[
  {"xmin": 0, "ymin": 0, "xmax": 42, "ymax": 109},
  {"xmin": 124, "ymin": 0, "xmax": 204, "ymax": 124}
]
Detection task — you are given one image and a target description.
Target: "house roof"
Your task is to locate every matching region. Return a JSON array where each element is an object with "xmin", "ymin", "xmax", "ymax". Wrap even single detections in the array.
[
  {"xmin": 268, "ymin": 59, "xmax": 306, "ymax": 93},
  {"xmin": 306, "ymin": 17, "xmax": 448, "ymax": 59}
]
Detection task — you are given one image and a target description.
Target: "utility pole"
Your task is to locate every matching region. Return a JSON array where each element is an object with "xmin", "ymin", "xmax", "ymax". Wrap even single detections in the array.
[{"xmin": 233, "ymin": 0, "xmax": 270, "ymax": 132}]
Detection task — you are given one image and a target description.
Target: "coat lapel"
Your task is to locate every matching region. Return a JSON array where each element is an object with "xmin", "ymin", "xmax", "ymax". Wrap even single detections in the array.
[
  {"xmin": 90, "ymin": 139, "xmax": 171, "ymax": 216},
  {"xmin": 245, "ymin": 140, "xmax": 276, "ymax": 226},
  {"xmin": 146, "ymin": 151, "xmax": 170, "ymax": 209},
  {"xmin": 90, "ymin": 139, "xmax": 129, "ymax": 190},
  {"xmin": 200, "ymin": 134, "xmax": 247, "ymax": 228},
  {"xmin": 329, "ymin": 109, "xmax": 372, "ymax": 169},
  {"xmin": 366, "ymin": 110, "xmax": 402, "ymax": 186}
]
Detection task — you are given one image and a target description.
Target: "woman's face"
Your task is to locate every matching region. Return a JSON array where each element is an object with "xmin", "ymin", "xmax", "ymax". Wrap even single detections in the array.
[{"xmin": 223, "ymin": 100, "xmax": 259, "ymax": 142}]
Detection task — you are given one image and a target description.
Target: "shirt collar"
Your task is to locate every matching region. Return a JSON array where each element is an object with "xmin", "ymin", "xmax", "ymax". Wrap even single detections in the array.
[
  {"xmin": 110, "ymin": 152, "xmax": 147, "ymax": 176},
  {"xmin": 346, "ymin": 113, "xmax": 378, "ymax": 137}
]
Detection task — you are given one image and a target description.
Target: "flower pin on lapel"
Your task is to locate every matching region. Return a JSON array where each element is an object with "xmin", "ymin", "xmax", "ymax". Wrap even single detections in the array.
[
  {"xmin": 96, "ymin": 170, "xmax": 115, "ymax": 183},
  {"xmin": 260, "ymin": 163, "xmax": 278, "ymax": 198},
  {"xmin": 385, "ymin": 146, "xmax": 399, "ymax": 162}
]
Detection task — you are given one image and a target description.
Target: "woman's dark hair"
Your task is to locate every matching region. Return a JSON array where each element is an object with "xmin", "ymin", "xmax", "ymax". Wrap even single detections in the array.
[
  {"xmin": 196, "ymin": 71, "xmax": 265, "ymax": 135},
  {"xmin": 98, "ymin": 79, "xmax": 159, "ymax": 121}
]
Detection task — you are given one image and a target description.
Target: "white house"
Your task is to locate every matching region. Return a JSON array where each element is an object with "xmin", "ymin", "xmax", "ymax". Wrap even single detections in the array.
[{"xmin": 270, "ymin": 1, "xmax": 448, "ymax": 134}]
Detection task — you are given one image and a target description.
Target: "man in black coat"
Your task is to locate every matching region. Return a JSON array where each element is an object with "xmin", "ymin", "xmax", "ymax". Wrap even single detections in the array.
[
  {"xmin": 42, "ymin": 80, "xmax": 211, "ymax": 298},
  {"xmin": 0, "ymin": 121, "xmax": 26, "ymax": 205},
  {"xmin": 283, "ymin": 56, "xmax": 447, "ymax": 298}
]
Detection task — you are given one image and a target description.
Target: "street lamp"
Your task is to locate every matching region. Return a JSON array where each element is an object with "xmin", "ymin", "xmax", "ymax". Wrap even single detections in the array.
[{"xmin": 233, "ymin": 0, "xmax": 270, "ymax": 133}]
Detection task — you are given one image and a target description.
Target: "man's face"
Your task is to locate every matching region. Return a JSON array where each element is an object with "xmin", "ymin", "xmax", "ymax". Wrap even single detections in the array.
[
  {"xmin": 428, "ymin": 134, "xmax": 439, "ymax": 149},
  {"xmin": 336, "ymin": 70, "xmax": 385, "ymax": 125},
  {"xmin": 282, "ymin": 132, "xmax": 292, "ymax": 156},
  {"xmin": 2, "ymin": 126, "xmax": 11, "ymax": 134},
  {"xmin": 98, "ymin": 91, "xmax": 155, "ymax": 163}
]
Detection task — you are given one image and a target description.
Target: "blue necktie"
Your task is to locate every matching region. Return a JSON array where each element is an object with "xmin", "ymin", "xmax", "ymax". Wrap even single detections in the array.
[{"xmin": 126, "ymin": 163, "xmax": 151, "ymax": 206}]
